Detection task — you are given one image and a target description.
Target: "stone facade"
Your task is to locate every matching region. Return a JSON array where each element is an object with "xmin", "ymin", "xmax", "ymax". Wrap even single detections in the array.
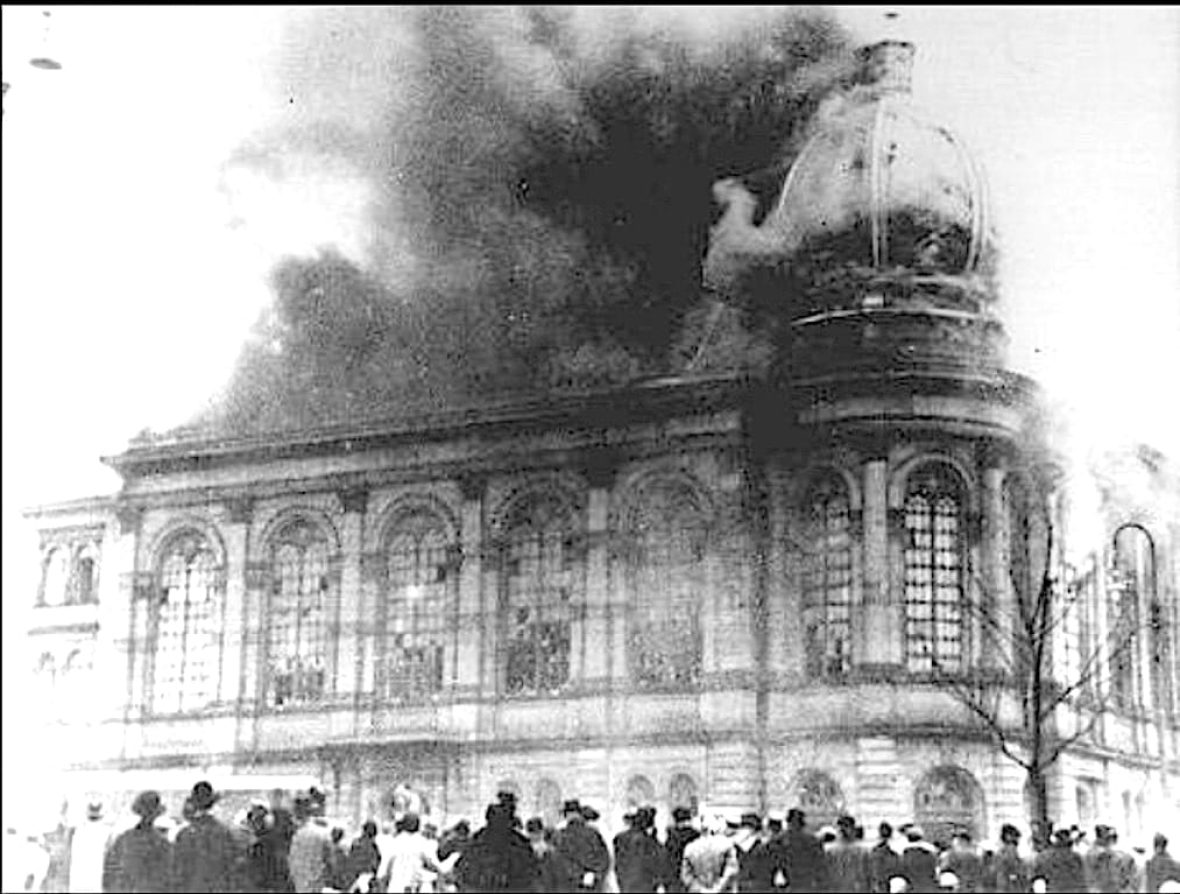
[{"xmin": 23, "ymin": 373, "xmax": 1180, "ymax": 840}]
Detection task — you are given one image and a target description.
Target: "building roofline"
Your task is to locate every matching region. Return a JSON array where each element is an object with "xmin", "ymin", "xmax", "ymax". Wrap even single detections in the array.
[
  {"xmin": 22, "ymin": 493, "xmax": 119, "ymax": 521},
  {"xmin": 102, "ymin": 373, "xmax": 753, "ymax": 481}
]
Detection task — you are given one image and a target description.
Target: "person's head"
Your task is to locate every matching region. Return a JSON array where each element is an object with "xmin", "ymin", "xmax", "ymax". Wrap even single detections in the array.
[
  {"xmin": 786, "ymin": 808, "xmax": 806, "ymax": 831},
  {"xmin": 451, "ymin": 819, "xmax": 470, "ymax": 838},
  {"xmin": 1000, "ymin": 824, "xmax": 1021, "ymax": 846},
  {"xmin": 836, "ymin": 815, "xmax": 857, "ymax": 841},
  {"xmin": 636, "ymin": 807, "xmax": 656, "ymax": 831},
  {"xmin": 86, "ymin": 801, "xmax": 104, "ymax": 822},
  {"xmin": 1155, "ymin": 833, "xmax": 1169, "ymax": 853},
  {"xmin": 190, "ymin": 781, "xmax": 219, "ymax": 815},
  {"xmin": 905, "ymin": 825, "xmax": 925, "ymax": 843},
  {"xmin": 400, "ymin": 812, "xmax": 421, "ymax": 834},
  {"xmin": 1051, "ymin": 829, "xmax": 1073, "ymax": 849},
  {"xmin": 879, "ymin": 821, "xmax": 894, "ymax": 841},
  {"xmin": 767, "ymin": 816, "xmax": 784, "ymax": 835},
  {"xmin": 331, "ymin": 827, "xmax": 344, "ymax": 844},
  {"xmin": 362, "ymin": 820, "xmax": 378, "ymax": 839},
  {"xmin": 672, "ymin": 806, "xmax": 693, "ymax": 826},
  {"xmin": 246, "ymin": 801, "xmax": 270, "ymax": 834},
  {"xmin": 132, "ymin": 791, "xmax": 166, "ymax": 825},
  {"xmin": 562, "ymin": 800, "xmax": 583, "ymax": 823},
  {"xmin": 525, "ymin": 817, "xmax": 545, "ymax": 839},
  {"xmin": 952, "ymin": 830, "xmax": 972, "ymax": 850},
  {"xmin": 294, "ymin": 793, "xmax": 314, "ymax": 822}
]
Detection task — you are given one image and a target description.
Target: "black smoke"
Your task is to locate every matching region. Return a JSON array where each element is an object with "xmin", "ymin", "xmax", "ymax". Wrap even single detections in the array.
[{"xmin": 197, "ymin": 6, "xmax": 856, "ymax": 437}]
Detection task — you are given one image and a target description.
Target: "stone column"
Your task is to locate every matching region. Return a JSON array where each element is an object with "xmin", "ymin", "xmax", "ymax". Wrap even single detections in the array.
[
  {"xmin": 218, "ymin": 497, "xmax": 253, "ymax": 710},
  {"xmin": 456, "ymin": 475, "xmax": 485, "ymax": 697},
  {"xmin": 861, "ymin": 456, "xmax": 897, "ymax": 667},
  {"xmin": 337, "ymin": 487, "xmax": 368, "ymax": 704}
]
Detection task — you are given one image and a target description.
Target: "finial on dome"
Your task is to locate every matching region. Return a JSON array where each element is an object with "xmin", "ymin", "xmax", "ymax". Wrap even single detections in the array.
[{"xmin": 860, "ymin": 11, "xmax": 914, "ymax": 94}]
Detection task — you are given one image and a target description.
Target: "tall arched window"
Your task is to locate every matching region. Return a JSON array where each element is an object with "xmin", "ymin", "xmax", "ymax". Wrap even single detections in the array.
[
  {"xmin": 41, "ymin": 547, "xmax": 69, "ymax": 607},
  {"xmin": 152, "ymin": 531, "xmax": 222, "ymax": 714},
  {"xmin": 74, "ymin": 547, "xmax": 98, "ymax": 605},
  {"xmin": 267, "ymin": 519, "xmax": 331, "ymax": 707},
  {"xmin": 385, "ymin": 511, "xmax": 453, "ymax": 701},
  {"xmin": 627, "ymin": 479, "xmax": 706, "ymax": 688},
  {"xmin": 500, "ymin": 493, "xmax": 581, "ymax": 695},
  {"xmin": 904, "ymin": 465, "xmax": 967, "ymax": 673},
  {"xmin": 803, "ymin": 474, "xmax": 853, "ymax": 678},
  {"xmin": 1109, "ymin": 526, "xmax": 1151, "ymax": 712},
  {"xmin": 668, "ymin": 773, "xmax": 699, "ymax": 816}
]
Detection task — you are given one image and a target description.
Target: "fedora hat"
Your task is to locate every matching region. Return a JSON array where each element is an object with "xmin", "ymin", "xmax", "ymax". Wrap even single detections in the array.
[
  {"xmin": 86, "ymin": 801, "xmax": 104, "ymax": 820},
  {"xmin": 131, "ymin": 791, "xmax": 166, "ymax": 820},
  {"xmin": 189, "ymin": 781, "xmax": 219, "ymax": 811}
]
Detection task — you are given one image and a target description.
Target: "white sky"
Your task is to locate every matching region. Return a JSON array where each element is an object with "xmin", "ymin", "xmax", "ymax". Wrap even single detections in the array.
[{"xmin": 2, "ymin": 6, "xmax": 1178, "ymax": 779}]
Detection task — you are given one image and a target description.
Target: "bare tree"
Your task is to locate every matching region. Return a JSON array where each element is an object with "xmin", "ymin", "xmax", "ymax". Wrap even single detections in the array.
[{"xmin": 928, "ymin": 472, "xmax": 1142, "ymax": 839}]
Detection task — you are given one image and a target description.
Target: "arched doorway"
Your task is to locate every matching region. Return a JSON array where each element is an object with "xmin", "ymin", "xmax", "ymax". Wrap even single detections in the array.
[
  {"xmin": 787, "ymin": 770, "xmax": 845, "ymax": 830},
  {"xmin": 914, "ymin": 766, "xmax": 984, "ymax": 845}
]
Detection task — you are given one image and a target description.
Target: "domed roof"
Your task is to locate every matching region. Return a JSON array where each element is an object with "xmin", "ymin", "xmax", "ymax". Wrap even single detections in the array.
[{"xmin": 772, "ymin": 40, "xmax": 990, "ymax": 280}]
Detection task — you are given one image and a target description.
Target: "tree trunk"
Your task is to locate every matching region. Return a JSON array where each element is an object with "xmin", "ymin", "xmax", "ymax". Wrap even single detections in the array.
[{"xmin": 1027, "ymin": 765, "xmax": 1050, "ymax": 849}]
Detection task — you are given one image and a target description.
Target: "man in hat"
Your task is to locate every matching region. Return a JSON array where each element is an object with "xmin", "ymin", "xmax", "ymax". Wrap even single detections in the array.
[
  {"xmin": 552, "ymin": 800, "xmax": 610, "ymax": 892},
  {"xmin": 681, "ymin": 815, "xmax": 739, "ymax": 893},
  {"xmin": 733, "ymin": 812, "xmax": 775, "ymax": 894},
  {"xmin": 102, "ymin": 790, "xmax": 172, "ymax": 893},
  {"xmin": 453, "ymin": 800, "xmax": 537, "ymax": 893},
  {"xmin": 986, "ymin": 824, "xmax": 1028, "ymax": 894},
  {"xmin": 288, "ymin": 789, "xmax": 334, "ymax": 894},
  {"xmin": 938, "ymin": 829, "xmax": 983, "ymax": 894},
  {"xmin": 69, "ymin": 801, "xmax": 112, "ymax": 893},
  {"xmin": 869, "ymin": 823, "xmax": 901, "ymax": 894},
  {"xmin": 665, "ymin": 807, "xmax": 702, "ymax": 894},
  {"xmin": 378, "ymin": 812, "xmax": 442, "ymax": 894},
  {"xmin": 172, "ymin": 781, "xmax": 239, "ymax": 892},
  {"xmin": 613, "ymin": 806, "xmax": 664, "ymax": 893},
  {"xmin": 826, "ymin": 814, "xmax": 870, "ymax": 893},
  {"xmin": 899, "ymin": 824, "xmax": 939, "ymax": 894},
  {"xmin": 1147, "ymin": 834, "xmax": 1180, "ymax": 894},
  {"xmin": 781, "ymin": 808, "xmax": 828, "ymax": 893},
  {"xmin": 1032, "ymin": 828, "xmax": 1086, "ymax": 893}
]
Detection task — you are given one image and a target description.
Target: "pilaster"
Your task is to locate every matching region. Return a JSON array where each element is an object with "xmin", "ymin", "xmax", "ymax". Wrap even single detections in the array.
[
  {"xmin": 861, "ymin": 457, "xmax": 897, "ymax": 666},
  {"xmin": 336, "ymin": 487, "xmax": 367, "ymax": 704},
  {"xmin": 218, "ymin": 498, "xmax": 251, "ymax": 709}
]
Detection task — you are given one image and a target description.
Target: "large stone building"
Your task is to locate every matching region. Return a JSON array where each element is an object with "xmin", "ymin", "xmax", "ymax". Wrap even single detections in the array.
[{"xmin": 23, "ymin": 38, "xmax": 1180, "ymax": 841}]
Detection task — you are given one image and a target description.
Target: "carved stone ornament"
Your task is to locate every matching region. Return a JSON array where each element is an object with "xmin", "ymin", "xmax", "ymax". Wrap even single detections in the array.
[
  {"xmin": 115, "ymin": 504, "xmax": 143, "ymax": 537},
  {"xmin": 338, "ymin": 486, "xmax": 369, "ymax": 516},
  {"xmin": 226, "ymin": 496, "xmax": 255, "ymax": 526}
]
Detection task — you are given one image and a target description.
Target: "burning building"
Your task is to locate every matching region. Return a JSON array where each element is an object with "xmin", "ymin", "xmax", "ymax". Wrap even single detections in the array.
[{"xmin": 22, "ymin": 21, "xmax": 1180, "ymax": 841}]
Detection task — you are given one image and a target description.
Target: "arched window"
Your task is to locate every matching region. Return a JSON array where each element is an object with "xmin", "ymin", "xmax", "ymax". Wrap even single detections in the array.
[
  {"xmin": 267, "ymin": 519, "xmax": 331, "ymax": 707},
  {"xmin": 42, "ymin": 547, "xmax": 69, "ymax": 607},
  {"xmin": 500, "ymin": 493, "xmax": 581, "ymax": 696},
  {"xmin": 668, "ymin": 773, "xmax": 699, "ymax": 816},
  {"xmin": 626, "ymin": 775, "xmax": 656, "ymax": 812},
  {"xmin": 790, "ymin": 770, "xmax": 845, "ymax": 830},
  {"xmin": 534, "ymin": 778, "xmax": 563, "ymax": 829},
  {"xmin": 803, "ymin": 474, "xmax": 853, "ymax": 678},
  {"xmin": 904, "ymin": 466, "xmax": 967, "ymax": 673},
  {"xmin": 385, "ymin": 511, "xmax": 453, "ymax": 701},
  {"xmin": 914, "ymin": 766, "xmax": 984, "ymax": 844},
  {"xmin": 627, "ymin": 479, "xmax": 706, "ymax": 688},
  {"xmin": 74, "ymin": 549, "xmax": 98, "ymax": 605},
  {"xmin": 152, "ymin": 531, "xmax": 222, "ymax": 714}
]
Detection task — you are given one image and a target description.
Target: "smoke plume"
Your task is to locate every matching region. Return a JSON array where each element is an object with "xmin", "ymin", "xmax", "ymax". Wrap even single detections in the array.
[{"xmin": 199, "ymin": 6, "xmax": 856, "ymax": 437}]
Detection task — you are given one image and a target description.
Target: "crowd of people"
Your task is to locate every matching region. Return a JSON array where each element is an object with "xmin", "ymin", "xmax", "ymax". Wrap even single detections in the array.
[{"xmin": 5, "ymin": 779, "xmax": 1179, "ymax": 893}]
